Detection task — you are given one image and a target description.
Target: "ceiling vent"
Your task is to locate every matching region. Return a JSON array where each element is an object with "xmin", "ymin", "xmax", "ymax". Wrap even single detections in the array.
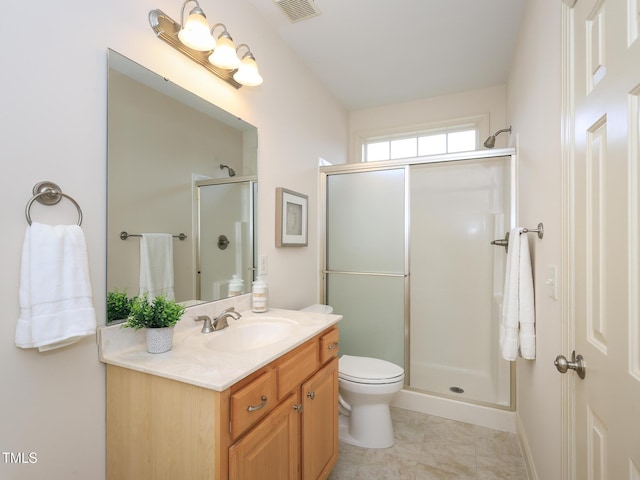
[{"xmin": 273, "ymin": 0, "xmax": 321, "ymax": 23}]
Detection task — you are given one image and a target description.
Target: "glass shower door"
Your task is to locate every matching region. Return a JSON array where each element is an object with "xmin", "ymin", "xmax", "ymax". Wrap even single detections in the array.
[
  {"xmin": 325, "ymin": 168, "xmax": 407, "ymax": 369},
  {"xmin": 323, "ymin": 153, "xmax": 513, "ymax": 409}
]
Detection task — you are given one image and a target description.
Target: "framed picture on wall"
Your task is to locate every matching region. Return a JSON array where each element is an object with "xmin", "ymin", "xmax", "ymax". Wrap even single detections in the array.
[{"xmin": 275, "ymin": 188, "xmax": 308, "ymax": 247}]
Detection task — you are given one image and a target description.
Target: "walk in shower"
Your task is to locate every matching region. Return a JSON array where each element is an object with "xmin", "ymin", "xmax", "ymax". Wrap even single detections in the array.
[{"xmin": 321, "ymin": 149, "xmax": 515, "ymax": 410}]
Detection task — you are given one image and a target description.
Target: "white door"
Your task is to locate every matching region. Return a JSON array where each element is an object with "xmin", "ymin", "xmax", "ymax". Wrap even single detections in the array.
[{"xmin": 566, "ymin": 0, "xmax": 640, "ymax": 478}]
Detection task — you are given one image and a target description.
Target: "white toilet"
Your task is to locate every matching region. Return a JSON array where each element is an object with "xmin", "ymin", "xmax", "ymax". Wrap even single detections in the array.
[
  {"xmin": 300, "ymin": 304, "xmax": 405, "ymax": 449},
  {"xmin": 338, "ymin": 355, "xmax": 404, "ymax": 448}
]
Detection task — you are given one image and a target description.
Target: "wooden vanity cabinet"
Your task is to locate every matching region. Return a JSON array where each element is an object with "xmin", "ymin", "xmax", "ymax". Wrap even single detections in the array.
[
  {"xmin": 301, "ymin": 357, "xmax": 339, "ymax": 480},
  {"xmin": 106, "ymin": 325, "xmax": 339, "ymax": 480}
]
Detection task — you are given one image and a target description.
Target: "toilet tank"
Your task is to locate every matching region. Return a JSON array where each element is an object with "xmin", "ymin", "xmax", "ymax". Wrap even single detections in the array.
[{"xmin": 300, "ymin": 304, "xmax": 333, "ymax": 314}]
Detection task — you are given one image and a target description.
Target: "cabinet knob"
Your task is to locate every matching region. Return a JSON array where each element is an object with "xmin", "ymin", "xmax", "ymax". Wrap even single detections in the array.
[
  {"xmin": 293, "ymin": 404, "xmax": 303, "ymax": 412},
  {"xmin": 306, "ymin": 391, "xmax": 316, "ymax": 400},
  {"xmin": 327, "ymin": 342, "xmax": 339, "ymax": 350}
]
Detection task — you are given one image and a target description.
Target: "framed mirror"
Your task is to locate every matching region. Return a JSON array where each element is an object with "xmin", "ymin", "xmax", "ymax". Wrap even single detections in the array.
[{"xmin": 107, "ymin": 49, "xmax": 257, "ymax": 321}]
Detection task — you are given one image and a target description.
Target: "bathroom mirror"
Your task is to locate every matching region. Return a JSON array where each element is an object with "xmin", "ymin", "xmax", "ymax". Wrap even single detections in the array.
[{"xmin": 107, "ymin": 49, "xmax": 257, "ymax": 319}]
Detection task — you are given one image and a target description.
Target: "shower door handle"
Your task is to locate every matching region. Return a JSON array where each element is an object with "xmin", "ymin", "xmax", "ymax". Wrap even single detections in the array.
[
  {"xmin": 554, "ymin": 351, "xmax": 586, "ymax": 379},
  {"xmin": 490, "ymin": 232, "xmax": 510, "ymax": 253}
]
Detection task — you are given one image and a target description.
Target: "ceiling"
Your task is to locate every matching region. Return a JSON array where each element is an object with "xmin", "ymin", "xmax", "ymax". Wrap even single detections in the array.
[{"xmin": 247, "ymin": 0, "xmax": 527, "ymax": 111}]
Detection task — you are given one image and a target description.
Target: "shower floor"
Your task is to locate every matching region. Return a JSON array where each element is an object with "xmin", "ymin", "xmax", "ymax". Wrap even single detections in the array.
[{"xmin": 409, "ymin": 361, "xmax": 509, "ymax": 406}]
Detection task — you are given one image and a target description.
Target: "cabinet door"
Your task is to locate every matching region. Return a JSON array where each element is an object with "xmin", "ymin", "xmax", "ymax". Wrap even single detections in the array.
[
  {"xmin": 229, "ymin": 392, "xmax": 301, "ymax": 480},
  {"xmin": 301, "ymin": 358, "xmax": 338, "ymax": 480}
]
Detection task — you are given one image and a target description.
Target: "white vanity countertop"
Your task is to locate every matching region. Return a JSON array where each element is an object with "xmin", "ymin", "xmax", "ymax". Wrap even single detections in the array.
[{"xmin": 98, "ymin": 307, "xmax": 341, "ymax": 392}]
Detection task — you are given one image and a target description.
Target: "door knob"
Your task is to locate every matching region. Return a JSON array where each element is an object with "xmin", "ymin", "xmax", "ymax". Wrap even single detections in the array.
[{"xmin": 554, "ymin": 350, "xmax": 586, "ymax": 379}]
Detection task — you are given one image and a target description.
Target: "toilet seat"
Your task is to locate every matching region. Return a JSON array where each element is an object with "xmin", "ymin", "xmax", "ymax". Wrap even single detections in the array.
[{"xmin": 339, "ymin": 355, "xmax": 404, "ymax": 385}]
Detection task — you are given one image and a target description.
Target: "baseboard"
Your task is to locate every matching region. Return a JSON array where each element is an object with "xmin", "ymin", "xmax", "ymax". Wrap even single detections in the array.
[{"xmin": 516, "ymin": 413, "xmax": 538, "ymax": 480}]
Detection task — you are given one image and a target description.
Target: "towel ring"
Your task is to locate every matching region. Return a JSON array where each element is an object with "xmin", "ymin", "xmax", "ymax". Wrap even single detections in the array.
[{"xmin": 25, "ymin": 181, "xmax": 83, "ymax": 226}]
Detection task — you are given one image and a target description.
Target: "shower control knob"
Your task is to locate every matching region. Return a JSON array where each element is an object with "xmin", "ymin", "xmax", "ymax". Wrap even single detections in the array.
[{"xmin": 554, "ymin": 351, "xmax": 586, "ymax": 379}]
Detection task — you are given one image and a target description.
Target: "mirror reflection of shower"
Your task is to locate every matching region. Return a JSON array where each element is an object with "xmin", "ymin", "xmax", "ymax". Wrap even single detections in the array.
[{"xmin": 220, "ymin": 163, "xmax": 236, "ymax": 177}]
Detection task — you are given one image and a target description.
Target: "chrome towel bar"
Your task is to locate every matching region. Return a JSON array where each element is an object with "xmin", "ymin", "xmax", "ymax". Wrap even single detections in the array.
[
  {"xmin": 120, "ymin": 231, "xmax": 187, "ymax": 241},
  {"xmin": 25, "ymin": 181, "xmax": 83, "ymax": 226}
]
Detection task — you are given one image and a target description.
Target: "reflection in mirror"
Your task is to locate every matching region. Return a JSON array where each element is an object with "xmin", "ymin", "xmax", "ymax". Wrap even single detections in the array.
[
  {"xmin": 107, "ymin": 49, "xmax": 257, "ymax": 321},
  {"xmin": 196, "ymin": 178, "xmax": 257, "ymax": 301}
]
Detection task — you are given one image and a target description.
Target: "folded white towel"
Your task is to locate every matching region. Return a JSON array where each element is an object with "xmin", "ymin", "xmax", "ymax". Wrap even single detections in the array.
[
  {"xmin": 15, "ymin": 222, "xmax": 97, "ymax": 351},
  {"xmin": 139, "ymin": 233, "xmax": 174, "ymax": 301},
  {"xmin": 500, "ymin": 227, "xmax": 536, "ymax": 361}
]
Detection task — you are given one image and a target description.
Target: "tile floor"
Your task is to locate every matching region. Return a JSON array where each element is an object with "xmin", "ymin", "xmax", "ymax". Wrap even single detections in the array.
[{"xmin": 328, "ymin": 407, "xmax": 529, "ymax": 480}]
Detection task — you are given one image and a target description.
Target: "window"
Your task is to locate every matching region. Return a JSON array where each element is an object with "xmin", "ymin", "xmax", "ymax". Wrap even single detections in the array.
[{"xmin": 361, "ymin": 125, "xmax": 479, "ymax": 162}]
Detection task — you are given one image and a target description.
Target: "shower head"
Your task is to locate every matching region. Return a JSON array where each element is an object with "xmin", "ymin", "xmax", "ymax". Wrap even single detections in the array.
[
  {"xmin": 483, "ymin": 126, "xmax": 512, "ymax": 148},
  {"xmin": 220, "ymin": 164, "xmax": 236, "ymax": 177}
]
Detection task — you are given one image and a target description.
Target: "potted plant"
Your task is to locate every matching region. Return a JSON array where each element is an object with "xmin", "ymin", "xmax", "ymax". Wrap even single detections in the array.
[
  {"xmin": 122, "ymin": 294, "xmax": 185, "ymax": 353},
  {"xmin": 107, "ymin": 289, "xmax": 134, "ymax": 323}
]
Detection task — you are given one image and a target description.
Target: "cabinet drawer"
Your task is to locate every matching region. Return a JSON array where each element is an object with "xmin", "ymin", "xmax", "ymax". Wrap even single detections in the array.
[
  {"xmin": 230, "ymin": 370, "xmax": 277, "ymax": 439},
  {"xmin": 278, "ymin": 341, "xmax": 319, "ymax": 398},
  {"xmin": 319, "ymin": 328, "xmax": 339, "ymax": 364}
]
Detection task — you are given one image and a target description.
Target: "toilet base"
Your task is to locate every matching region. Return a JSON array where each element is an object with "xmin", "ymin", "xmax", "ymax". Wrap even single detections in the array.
[{"xmin": 338, "ymin": 405, "xmax": 395, "ymax": 449}]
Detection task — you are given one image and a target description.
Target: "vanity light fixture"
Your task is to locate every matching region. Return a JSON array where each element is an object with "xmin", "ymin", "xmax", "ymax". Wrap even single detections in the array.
[{"xmin": 149, "ymin": 2, "xmax": 263, "ymax": 89}]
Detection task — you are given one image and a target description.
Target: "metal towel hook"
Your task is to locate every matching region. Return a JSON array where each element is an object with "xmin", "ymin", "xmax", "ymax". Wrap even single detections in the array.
[{"xmin": 25, "ymin": 181, "xmax": 83, "ymax": 226}]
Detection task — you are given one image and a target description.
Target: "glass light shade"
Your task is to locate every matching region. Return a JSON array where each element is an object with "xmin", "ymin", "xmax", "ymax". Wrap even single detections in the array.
[
  {"xmin": 208, "ymin": 35, "xmax": 241, "ymax": 69},
  {"xmin": 178, "ymin": 12, "xmax": 216, "ymax": 51},
  {"xmin": 233, "ymin": 55, "xmax": 263, "ymax": 86}
]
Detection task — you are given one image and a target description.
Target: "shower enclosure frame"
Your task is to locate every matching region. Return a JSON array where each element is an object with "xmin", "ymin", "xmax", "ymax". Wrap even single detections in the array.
[
  {"xmin": 319, "ymin": 147, "xmax": 517, "ymax": 411},
  {"xmin": 195, "ymin": 175, "xmax": 257, "ymax": 301}
]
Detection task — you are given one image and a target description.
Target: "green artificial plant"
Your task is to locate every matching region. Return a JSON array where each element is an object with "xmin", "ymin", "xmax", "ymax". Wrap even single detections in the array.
[
  {"xmin": 123, "ymin": 294, "xmax": 185, "ymax": 330},
  {"xmin": 107, "ymin": 289, "xmax": 134, "ymax": 323}
]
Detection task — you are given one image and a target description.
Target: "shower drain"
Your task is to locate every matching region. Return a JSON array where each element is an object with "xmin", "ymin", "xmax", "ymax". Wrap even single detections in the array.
[{"xmin": 449, "ymin": 386, "xmax": 465, "ymax": 394}]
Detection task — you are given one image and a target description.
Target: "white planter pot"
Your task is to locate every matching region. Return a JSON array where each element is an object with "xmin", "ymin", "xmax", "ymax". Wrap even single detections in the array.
[{"xmin": 146, "ymin": 326, "xmax": 174, "ymax": 354}]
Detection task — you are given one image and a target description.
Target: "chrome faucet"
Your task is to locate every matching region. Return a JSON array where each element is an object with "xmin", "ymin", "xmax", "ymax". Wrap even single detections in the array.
[
  {"xmin": 194, "ymin": 307, "xmax": 241, "ymax": 333},
  {"xmin": 213, "ymin": 306, "xmax": 241, "ymax": 330}
]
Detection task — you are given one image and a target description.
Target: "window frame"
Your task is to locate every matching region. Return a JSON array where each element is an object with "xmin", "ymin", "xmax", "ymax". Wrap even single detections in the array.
[{"xmin": 356, "ymin": 115, "xmax": 489, "ymax": 163}]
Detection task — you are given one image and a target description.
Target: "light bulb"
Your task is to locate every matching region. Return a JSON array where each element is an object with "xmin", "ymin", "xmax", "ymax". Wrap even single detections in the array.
[
  {"xmin": 208, "ymin": 35, "xmax": 241, "ymax": 69},
  {"xmin": 233, "ymin": 55, "xmax": 263, "ymax": 86},
  {"xmin": 178, "ymin": 10, "xmax": 215, "ymax": 51}
]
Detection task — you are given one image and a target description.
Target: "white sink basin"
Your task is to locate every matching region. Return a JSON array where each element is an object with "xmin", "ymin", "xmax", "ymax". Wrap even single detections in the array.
[{"xmin": 200, "ymin": 317, "xmax": 297, "ymax": 352}]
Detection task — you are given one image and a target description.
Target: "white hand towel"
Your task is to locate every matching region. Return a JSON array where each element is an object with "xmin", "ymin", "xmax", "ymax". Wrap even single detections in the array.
[
  {"xmin": 139, "ymin": 233, "xmax": 175, "ymax": 301},
  {"xmin": 15, "ymin": 222, "xmax": 97, "ymax": 351},
  {"xmin": 499, "ymin": 227, "xmax": 536, "ymax": 361}
]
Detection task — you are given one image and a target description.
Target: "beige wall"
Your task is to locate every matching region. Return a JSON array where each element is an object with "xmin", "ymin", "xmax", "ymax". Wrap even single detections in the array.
[
  {"xmin": 1, "ymin": 0, "xmax": 565, "ymax": 478},
  {"xmin": 507, "ymin": 0, "xmax": 564, "ymax": 478},
  {"xmin": 349, "ymin": 84, "xmax": 508, "ymax": 160},
  {"xmin": 0, "ymin": 0, "xmax": 347, "ymax": 478}
]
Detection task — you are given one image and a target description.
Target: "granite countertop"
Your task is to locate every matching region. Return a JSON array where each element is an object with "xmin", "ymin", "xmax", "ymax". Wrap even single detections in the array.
[{"xmin": 98, "ymin": 305, "xmax": 341, "ymax": 392}]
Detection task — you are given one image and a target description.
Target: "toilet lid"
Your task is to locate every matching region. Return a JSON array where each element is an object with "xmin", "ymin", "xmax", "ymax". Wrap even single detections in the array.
[{"xmin": 339, "ymin": 355, "xmax": 404, "ymax": 384}]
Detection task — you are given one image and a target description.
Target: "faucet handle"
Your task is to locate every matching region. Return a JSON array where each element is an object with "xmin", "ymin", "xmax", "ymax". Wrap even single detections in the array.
[{"xmin": 194, "ymin": 315, "xmax": 214, "ymax": 333}]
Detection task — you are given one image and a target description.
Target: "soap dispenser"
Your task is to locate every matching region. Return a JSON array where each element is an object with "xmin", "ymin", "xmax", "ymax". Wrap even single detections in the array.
[
  {"xmin": 251, "ymin": 276, "xmax": 268, "ymax": 312},
  {"xmin": 228, "ymin": 274, "xmax": 243, "ymax": 297}
]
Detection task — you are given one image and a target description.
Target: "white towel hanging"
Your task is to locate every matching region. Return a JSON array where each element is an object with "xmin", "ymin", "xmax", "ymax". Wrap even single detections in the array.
[
  {"xmin": 139, "ymin": 233, "xmax": 175, "ymax": 301},
  {"xmin": 15, "ymin": 222, "xmax": 97, "ymax": 351},
  {"xmin": 499, "ymin": 227, "xmax": 536, "ymax": 360}
]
